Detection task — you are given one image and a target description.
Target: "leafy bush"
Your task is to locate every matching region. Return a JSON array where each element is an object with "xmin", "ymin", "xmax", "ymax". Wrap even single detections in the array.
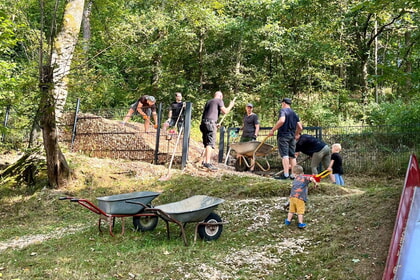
[{"xmin": 367, "ymin": 100, "xmax": 420, "ymax": 126}]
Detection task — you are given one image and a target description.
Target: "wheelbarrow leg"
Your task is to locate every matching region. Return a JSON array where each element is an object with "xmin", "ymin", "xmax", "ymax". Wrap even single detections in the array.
[
  {"xmin": 121, "ymin": 217, "xmax": 125, "ymax": 235},
  {"xmin": 108, "ymin": 217, "xmax": 115, "ymax": 237},
  {"xmin": 98, "ymin": 218, "xmax": 103, "ymax": 234},
  {"xmin": 176, "ymin": 221, "xmax": 188, "ymax": 246},
  {"xmin": 194, "ymin": 223, "xmax": 200, "ymax": 243},
  {"xmin": 164, "ymin": 220, "xmax": 171, "ymax": 240}
]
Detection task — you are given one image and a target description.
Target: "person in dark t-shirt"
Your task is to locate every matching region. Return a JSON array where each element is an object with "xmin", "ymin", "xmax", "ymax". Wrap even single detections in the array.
[
  {"xmin": 122, "ymin": 95, "xmax": 158, "ymax": 132},
  {"xmin": 295, "ymin": 134, "xmax": 330, "ymax": 175},
  {"xmin": 327, "ymin": 143, "xmax": 344, "ymax": 185},
  {"xmin": 240, "ymin": 103, "xmax": 260, "ymax": 142},
  {"xmin": 200, "ymin": 91, "xmax": 235, "ymax": 171},
  {"xmin": 163, "ymin": 92, "xmax": 185, "ymax": 132},
  {"xmin": 268, "ymin": 98, "xmax": 302, "ymax": 179}
]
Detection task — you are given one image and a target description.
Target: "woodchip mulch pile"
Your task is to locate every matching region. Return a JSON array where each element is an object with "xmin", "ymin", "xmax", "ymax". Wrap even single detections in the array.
[{"xmin": 58, "ymin": 113, "xmax": 206, "ymax": 165}]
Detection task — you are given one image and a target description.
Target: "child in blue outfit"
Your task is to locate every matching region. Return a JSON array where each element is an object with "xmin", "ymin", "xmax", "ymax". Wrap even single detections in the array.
[{"xmin": 284, "ymin": 165, "xmax": 318, "ymax": 229}]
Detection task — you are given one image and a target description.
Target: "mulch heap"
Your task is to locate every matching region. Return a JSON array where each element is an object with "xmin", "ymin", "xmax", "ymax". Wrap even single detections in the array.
[{"xmin": 59, "ymin": 112, "xmax": 204, "ymax": 164}]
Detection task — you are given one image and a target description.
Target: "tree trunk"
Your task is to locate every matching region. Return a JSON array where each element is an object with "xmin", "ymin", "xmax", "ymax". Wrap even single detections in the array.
[
  {"xmin": 198, "ymin": 28, "xmax": 205, "ymax": 93},
  {"xmin": 52, "ymin": 0, "xmax": 86, "ymax": 121},
  {"xmin": 82, "ymin": 1, "xmax": 92, "ymax": 53},
  {"xmin": 233, "ymin": 38, "xmax": 242, "ymax": 94},
  {"xmin": 37, "ymin": 0, "xmax": 85, "ymax": 188},
  {"xmin": 39, "ymin": 65, "xmax": 71, "ymax": 188}
]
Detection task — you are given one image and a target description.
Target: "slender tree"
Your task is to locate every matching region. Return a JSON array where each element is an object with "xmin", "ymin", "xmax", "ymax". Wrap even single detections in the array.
[{"xmin": 38, "ymin": 0, "xmax": 85, "ymax": 188}]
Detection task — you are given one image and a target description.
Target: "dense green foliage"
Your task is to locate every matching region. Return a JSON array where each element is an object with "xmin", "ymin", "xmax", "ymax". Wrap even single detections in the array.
[{"xmin": 0, "ymin": 0, "xmax": 419, "ymax": 139}]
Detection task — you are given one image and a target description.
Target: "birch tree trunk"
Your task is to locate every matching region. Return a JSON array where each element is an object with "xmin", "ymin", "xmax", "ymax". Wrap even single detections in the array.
[
  {"xmin": 52, "ymin": 0, "xmax": 85, "ymax": 121},
  {"xmin": 39, "ymin": 0, "xmax": 85, "ymax": 188},
  {"xmin": 82, "ymin": 1, "xmax": 92, "ymax": 53}
]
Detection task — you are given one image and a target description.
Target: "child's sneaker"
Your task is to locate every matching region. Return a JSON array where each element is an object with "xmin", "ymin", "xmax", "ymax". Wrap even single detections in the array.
[
  {"xmin": 297, "ymin": 223, "xmax": 307, "ymax": 229},
  {"xmin": 284, "ymin": 219, "xmax": 291, "ymax": 226}
]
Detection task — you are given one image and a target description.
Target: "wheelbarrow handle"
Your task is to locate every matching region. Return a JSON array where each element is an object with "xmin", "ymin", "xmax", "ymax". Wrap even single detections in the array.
[
  {"xmin": 59, "ymin": 196, "xmax": 77, "ymax": 201},
  {"xmin": 315, "ymin": 169, "xmax": 331, "ymax": 179},
  {"xmin": 254, "ymin": 135, "xmax": 270, "ymax": 153}
]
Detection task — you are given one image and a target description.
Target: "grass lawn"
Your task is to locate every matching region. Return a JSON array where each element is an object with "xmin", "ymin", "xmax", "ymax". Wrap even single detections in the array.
[{"xmin": 0, "ymin": 153, "xmax": 403, "ymax": 280}]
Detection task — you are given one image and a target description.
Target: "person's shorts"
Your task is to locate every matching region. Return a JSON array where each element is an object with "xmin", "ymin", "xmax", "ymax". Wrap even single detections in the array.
[
  {"xmin": 289, "ymin": 197, "xmax": 305, "ymax": 215},
  {"xmin": 131, "ymin": 103, "xmax": 152, "ymax": 117},
  {"xmin": 277, "ymin": 133, "xmax": 296, "ymax": 158},
  {"xmin": 200, "ymin": 120, "xmax": 217, "ymax": 148}
]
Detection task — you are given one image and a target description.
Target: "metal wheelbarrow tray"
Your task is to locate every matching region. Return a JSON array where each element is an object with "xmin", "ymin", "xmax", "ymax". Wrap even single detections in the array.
[
  {"xmin": 135, "ymin": 195, "xmax": 226, "ymax": 246},
  {"xmin": 230, "ymin": 136, "xmax": 274, "ymax": 172},
  {"xmin": 60, "ymin": 191, "xmax": 161, "ymax": 236}
]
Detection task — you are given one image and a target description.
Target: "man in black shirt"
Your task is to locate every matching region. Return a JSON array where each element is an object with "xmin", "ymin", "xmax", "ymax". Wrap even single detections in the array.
[
  {"xmin": 200, "ymin": 91, "xmax": 234, "ymax": 171},
  {"xmin": 163, "ymin": 92, "xmax": 185, "ymax": 132},
  {"xmin": 122, "ymin": 95, "xmax": 158, "ymax": 132},
  {"xmin": 240, "ymin": 103, "xmax": 260, "ymax": 142},
  {"xmin": 295, "ymin": 134, "xmax": 330, "ymax": 174},
  {"xmin": 268, "ymin": 98, "xmax": 302, "ymax": 179}
]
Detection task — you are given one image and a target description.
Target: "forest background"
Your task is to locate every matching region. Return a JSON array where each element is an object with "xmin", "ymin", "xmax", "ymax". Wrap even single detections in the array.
[{"xmin": 0, "ymin": 0, "xmax": 419, "ymax": 187}]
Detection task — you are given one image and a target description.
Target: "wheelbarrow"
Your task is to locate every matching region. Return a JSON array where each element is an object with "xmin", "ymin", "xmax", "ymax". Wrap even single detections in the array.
[
  {"xmin": 229, "ymin": 136, "xmax": 274, "ymax": 172},
  {"xmin": 59, "ymin": 191, "xmax": 161, "ymax": 236},
  {"xmin": 129, "ymin": 195, "xmax": 226, "ymax": 246}
]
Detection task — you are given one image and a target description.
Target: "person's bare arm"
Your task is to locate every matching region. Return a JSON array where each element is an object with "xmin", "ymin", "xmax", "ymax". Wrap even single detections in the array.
[
  {"xmin": 295, "ymin": 121, "xmax": 303, "ymax": 136},
  {"xmin": 268, "ymin": 116, "xmax": 285, "ymax": 136},
  {"xmin": 254, "ymin": 124, "xmax": 260, "ymax": 137},
  {"xmin": 136, "ymin": 103, "xmax": 146, "ymax": 117},
  {"xmin": 220, "ymin": 100, "xmax": 235, "ymax": 114},
  {"xmin": 327, "ymin": 159, "xmax": 335, "ymax": 171}
]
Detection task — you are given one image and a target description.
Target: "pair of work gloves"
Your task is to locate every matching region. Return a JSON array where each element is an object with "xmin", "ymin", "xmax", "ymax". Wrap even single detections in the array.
[
  {"xmin": 143, "ymin": 115, "xmax": 158, "ymax": 129},
  {"xmin": 143, "ymin": 116, "xmax": 158, "ymax": 129}
]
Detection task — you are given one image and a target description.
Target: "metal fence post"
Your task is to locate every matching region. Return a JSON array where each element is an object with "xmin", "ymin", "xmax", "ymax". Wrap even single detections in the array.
[
  {"xmin": 71, "ymin": 98, "xmax": 80, "ymax": 151},
  {"xmin": 181, "ymin": 102, "xmax": 192, "ymax": 169},
  {"xmin": 154, "ymin": 102, "xmax": 163, "ymax": 164},
  {"xmin": 218, "ymin": 126, "xmax": 225, "ymax": 163}
]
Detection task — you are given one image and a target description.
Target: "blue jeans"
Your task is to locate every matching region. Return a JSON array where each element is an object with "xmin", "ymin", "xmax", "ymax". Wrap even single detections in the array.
[{"xmin": 334, "ymin": 174, "xmax": 345, "ymax": 185}]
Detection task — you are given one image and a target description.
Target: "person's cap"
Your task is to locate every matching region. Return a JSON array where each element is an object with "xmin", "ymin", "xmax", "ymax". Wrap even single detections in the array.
[
  {"xmin": 246, "ymin": 103, "xmax": 253, "ymax": 107},
  {"xmin": 281, "ymin": 98, "xmax": 292, "ymax": 105},
  {"xmin": 146, "ymin": 96, "xmax": 156, "ymax": 103}
]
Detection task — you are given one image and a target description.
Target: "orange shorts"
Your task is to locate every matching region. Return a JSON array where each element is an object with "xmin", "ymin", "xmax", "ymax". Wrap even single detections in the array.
[{"xmin": 289, "ymin": 197, "xmax": 306, "ymax": 215}]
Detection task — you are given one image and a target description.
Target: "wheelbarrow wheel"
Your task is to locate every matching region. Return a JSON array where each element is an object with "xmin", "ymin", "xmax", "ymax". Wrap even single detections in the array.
[
  {"xmin": 198, "ymin": 212, "xmax": 223, "ymax": 241},
  {"xmin": 234, "ymin": 156, "xmax": 249, "ymax": 172},
  {"xmin": 133, "ymin": 216, "xmax": 158, "ymax": 232}
]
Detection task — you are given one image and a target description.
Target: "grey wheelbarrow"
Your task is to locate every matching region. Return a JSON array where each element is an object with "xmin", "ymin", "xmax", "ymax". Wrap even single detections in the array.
[
  {"xmin": 129, "ymin": 195, "xmax": 226, "ymax": 246},
  {"xmin": 59, "ymin": 191, "xmax": 161, "ymax": 236}
]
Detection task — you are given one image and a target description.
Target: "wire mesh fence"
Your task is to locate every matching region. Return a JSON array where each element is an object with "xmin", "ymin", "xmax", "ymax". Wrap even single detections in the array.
[
  {"xmin": 1, "ymin": 104, "xmax": 419, "ymax": 176},
  {"xmin": 224, "ymin": 125, "xmax": 420, "ymax": 176}
]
